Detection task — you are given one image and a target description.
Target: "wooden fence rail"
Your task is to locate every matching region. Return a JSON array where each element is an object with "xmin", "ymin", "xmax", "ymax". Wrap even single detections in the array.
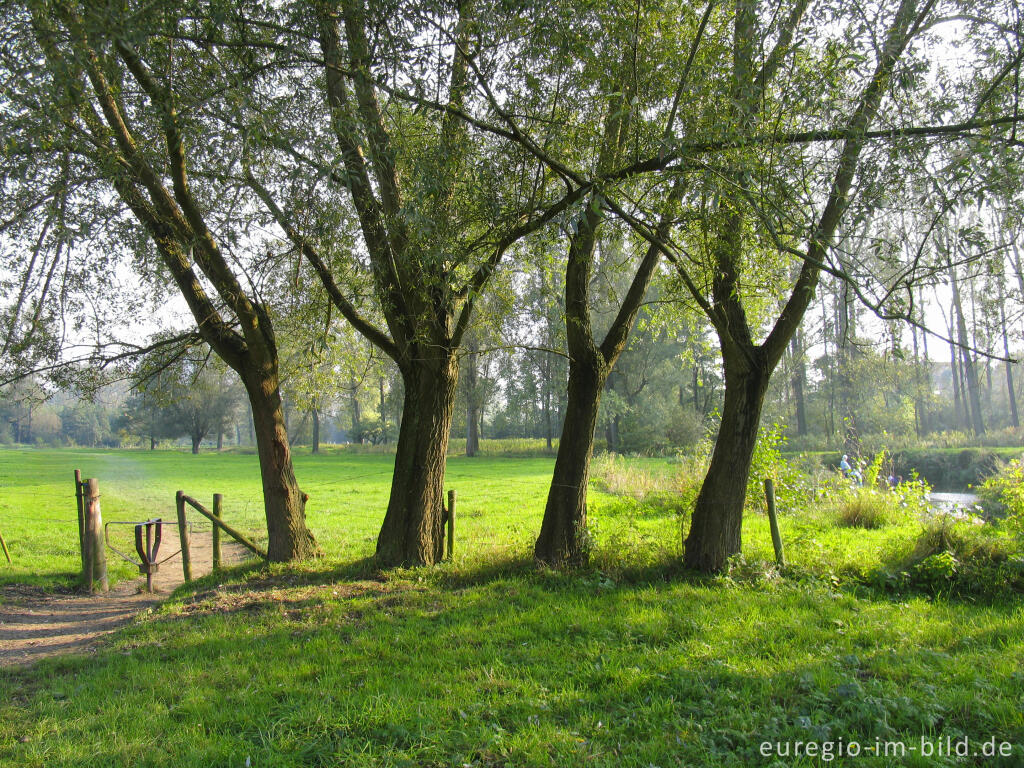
[{"xmin": 177, "ymin": 491, "xmax": 268, "ymax": 563}]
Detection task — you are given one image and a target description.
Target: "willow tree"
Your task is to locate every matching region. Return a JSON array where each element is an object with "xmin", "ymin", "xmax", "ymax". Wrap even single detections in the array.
[
  {"xmin": 420, "ymin": 0, "xmax": 698, "ymax": 565},
  {"xmin": 1, "ymin": 0, "xmax": 318, "ymax": 559},
  {"xmin": 648, "ymin": 0, "xmax": 1020, "ymax": 571},
  {"xmin": 238, "ymin": 0, "xmax": 584, "ymax": 565}
]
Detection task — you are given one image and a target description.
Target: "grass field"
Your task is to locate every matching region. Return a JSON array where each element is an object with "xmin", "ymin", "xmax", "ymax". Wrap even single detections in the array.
[
  {"xmin": 1, "ymin": 447, "xmax": 1022, "ymax": 766},
  {"xmin": 0, "ymin": 446, "xmax": 581, "ymax": 589}
]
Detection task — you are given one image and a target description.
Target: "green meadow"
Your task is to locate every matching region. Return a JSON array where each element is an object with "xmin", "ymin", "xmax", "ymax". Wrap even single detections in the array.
[{"xmin": 1, "ymin": 447, "xmax": 1022, "ymax": 767}]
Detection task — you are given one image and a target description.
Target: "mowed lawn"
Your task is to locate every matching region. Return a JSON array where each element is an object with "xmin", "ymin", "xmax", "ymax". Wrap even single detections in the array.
[{"xmin": 1, "ymin": 448, "xmax": 1022, "ymax": 767}]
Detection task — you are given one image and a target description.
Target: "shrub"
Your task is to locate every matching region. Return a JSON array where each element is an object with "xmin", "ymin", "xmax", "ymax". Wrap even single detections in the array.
[
  {"xmin": 886, "ymin": 515, "xmax": 1024, "ymax": 597},
  {"xmin": 977, "ymin": 458, "xmax": 1024, "ymax": 535},
  {"xmin": 834, "ymin": 488, "xmax": 907, "ymax": 528}
]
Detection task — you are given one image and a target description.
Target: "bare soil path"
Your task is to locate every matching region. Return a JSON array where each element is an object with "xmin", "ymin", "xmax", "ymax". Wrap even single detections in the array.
[{"xmin": 0, "ymin": 529, "xmax": 253, "ymax": 668}]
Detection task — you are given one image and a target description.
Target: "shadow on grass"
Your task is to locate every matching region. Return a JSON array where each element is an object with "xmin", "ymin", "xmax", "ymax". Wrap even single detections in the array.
[{"xmin": 3, "ymin": 554, "xmax": 1021, "ymax": 768}]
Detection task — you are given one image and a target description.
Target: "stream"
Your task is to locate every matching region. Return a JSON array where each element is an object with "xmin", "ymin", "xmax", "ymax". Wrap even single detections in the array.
[
  {"xmin": 927, "ymin": 491, "xmax": 984, "ymax": 521},
  {"xmin": 928, "ymin": 491, "xmax": 980, "ymax": 508}
]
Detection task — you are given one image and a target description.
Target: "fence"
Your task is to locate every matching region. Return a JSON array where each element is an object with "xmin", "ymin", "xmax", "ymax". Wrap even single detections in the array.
[{"xmin": 74, "ymin": 470, "xmax": 268, "ymax": 592}]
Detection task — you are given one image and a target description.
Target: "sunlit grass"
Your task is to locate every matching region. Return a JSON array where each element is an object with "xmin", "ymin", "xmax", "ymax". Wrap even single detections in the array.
[{"xmin": 1, "ymin": 448, "xmax": 1022, "ymax": 766}]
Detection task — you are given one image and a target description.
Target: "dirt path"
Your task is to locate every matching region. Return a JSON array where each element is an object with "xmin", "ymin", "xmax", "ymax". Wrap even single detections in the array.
[{"xmin": 0, "ymin": 528, "xmax": 253, "ymax": 668}]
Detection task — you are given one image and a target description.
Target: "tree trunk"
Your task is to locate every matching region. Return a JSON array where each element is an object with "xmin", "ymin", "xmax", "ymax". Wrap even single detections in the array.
[
  {"xmin": 243, "ymin": 372, "xmax": 319, "ymax": 561},
  {"xmin": 350, "ymin": 379, "xmax": 361, "ymax": 443},
  {"xmin": 692, "ymin": 365, "xmax": 700, "ymax": 413},
  {"xmin": 312, "ymin": 405, "xmax": 320, "ymax": 453},
  {"xmin": 911, "ymin": 320, "xmax": 925, "ymax": 437},
  {"xmin": 216, "ymin": 428, "xmax": 223, "ymax": 451},
  {"xmin": 999, "ymin": 280, "xmax": 1019, "ymax": 428},
  {"xmin": 535, "ymin": 359, "xmax": 605, "ymax": 566},
  {"xmin": 379, "ymin": 377, "xmax": 387, "ymax": 444},
  {"xmin": 950, "ymin": 262, "xmax": 985, "ymax": 435},
  {"xmin": 683, "ymin": 350, "xmax": 770, "ymax": 572},
  {"xmin": 790, "ymin": 328, "xmax": 808, "ymax": 436},
  {"xmin": 465, "ymin": 347, "xmax": 479, "ymax": 457},
  {"xmin": 191, "ymin": 432, "xmax": 201, "ymax": 454},
  {"xmin": 375, "ymin": 355, "xmax": 458, "ymax": 566},
  {"xmin": 544, "ymin": 353, "xmax": 554, "ymax": 451}
]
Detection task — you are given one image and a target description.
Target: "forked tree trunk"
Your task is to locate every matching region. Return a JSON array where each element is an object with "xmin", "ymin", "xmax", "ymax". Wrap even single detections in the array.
[
  {"xmin": 375, "ymin": 355, "xmax": 458, "ymax": 566},
  {"xmin": 683, "ymin": 351, "xmax": 770, "ymax": 572},
  {"xmin": 243, "ymin": 372, "xmax": 319, "ymax": 561},
  {"xmin": 535, "ymin": 360, "xmax": 605, "ymax": 566}
]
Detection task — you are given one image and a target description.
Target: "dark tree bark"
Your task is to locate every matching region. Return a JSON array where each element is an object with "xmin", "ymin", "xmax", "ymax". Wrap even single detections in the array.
[
  {"xmin": 536, "ymin": 361, "xmax": 604, "ymax": 565},
  {"xmin": 375, "ymin": 355, "xmax": 458, "ymax": 565},
  {"xmin": 242, "ymin": 372, "xmax": 318, "ymax": 561},
  {"xmin": 684, "ymin": 350, "xmax": 770, "ymax": 571}
]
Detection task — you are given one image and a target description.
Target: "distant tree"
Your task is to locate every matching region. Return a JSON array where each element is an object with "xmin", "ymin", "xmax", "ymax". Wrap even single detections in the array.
[
  {"xmin": 156, "ymin": 357, "xmax": 241, "ymax": 454},
  {"xmin": 61, "ymin": 400, "xmax": 112, "ymax": 447},
  {"xmin": 120, "ymin": 388, "xmax": 169, "ymax": 450}
]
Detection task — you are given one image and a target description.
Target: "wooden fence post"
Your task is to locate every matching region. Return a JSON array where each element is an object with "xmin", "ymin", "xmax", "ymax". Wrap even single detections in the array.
[
  {"xmin": 212, "ymin": 493, "xmax": 223, "ymax": 572},
  {"xmin": 176, "ymin": 491, "xmax": 192, "ymax": 582},
  {"xmin": 764, "ymin": 479, "xmax": 785, "ymax": 567},
  {"xmin": 85, "ymin": 478, "xmax": 108, "ymax": 593},
  {"xmin": 82, "ymin": 485, "xmax": 94, "ymax": 590},
  {"xmin": 447, "ymin": 489, "xmax": 456, "ymax": 560},
  {"xmin": 74, "ymin": 469, "xmax": 86, "ymax": 573}
]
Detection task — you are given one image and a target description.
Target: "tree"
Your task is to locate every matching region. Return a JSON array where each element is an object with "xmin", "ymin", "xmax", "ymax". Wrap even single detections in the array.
[
  {"xmin": 658, "ymin": 0, "xmax": 1023, "ymax": 571},
  {"xmin": 529, "ymin": 0, "xmax": 694, "ymax": 565},
  {"xmin": 1, "ymin": 0, "xmax": 318, "ymax": 559},
  {"xmin": 157, "ymin": 357, "xmax": 241, "ymax": 454},
  {"xmin": 242, "ymin": 0, "xmax": 582, "ymax": 565}
]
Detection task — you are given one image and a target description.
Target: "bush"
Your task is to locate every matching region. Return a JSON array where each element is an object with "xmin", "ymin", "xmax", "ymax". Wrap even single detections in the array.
[
  {"xmin": 834, "ymin": 488, "xmax": 908, "ymax": 528},
  {"xmin": 890, "ymin": 448, "xmax": 1005, "ymax": 491},
  {"xmin": 977, "ymin": 458, "xmax": 1024, "ymax": 535},
  {"xmin": 884, "ymin": 515, "xmax": 1024, "ymax": 597}
]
